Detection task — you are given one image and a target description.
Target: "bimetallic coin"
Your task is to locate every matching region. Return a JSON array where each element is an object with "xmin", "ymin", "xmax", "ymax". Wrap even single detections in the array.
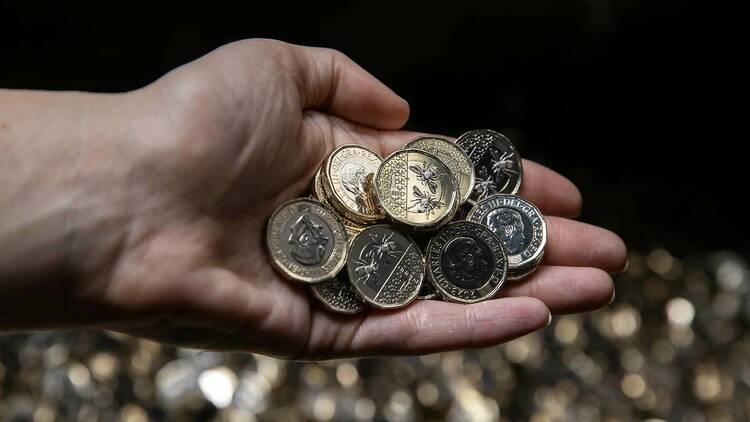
[
  {"xmin": 311, "ymin": 165, "xmax": 329, "ymax": 202},
  {"xmin": 311, "ymin": 271, "xmax": 367, "ymax": 314},
  {"xmin": 405, "ymin": 136, "xmax": 475, "ymax": 205},
  {"xmin": 266, "ymin": 198, "xmax": 348, "ymax": 284},
  {"xmin": 313, "ymin": 164, "xmax": 366, "ymax": 236},
  {"xmin": 456, "ymin": 129, "xmax": 523, "ymax": 202},
  {"xmin": 347, "ymin": 225, "xmax": 424, "ymax": 309},
  {"xmin": 467, "ymin": 194, "xmax": 547, "ymax": 273},
  {"xmin": 375, "ymin": 149, "xmax": 458, "ymax": 229},
  {"xmin": 324, "ymin": 144, "xmax": 384, "ymax": 224},
  {"xmin": 426, "ymin": 221, "xmax": 508, "ymax": 303}
]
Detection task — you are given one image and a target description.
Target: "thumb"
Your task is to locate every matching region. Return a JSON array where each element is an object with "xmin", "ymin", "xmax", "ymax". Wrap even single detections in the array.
[{"xmin": 290, "ymin": 42, "xmax": 410, "ymax": 130}]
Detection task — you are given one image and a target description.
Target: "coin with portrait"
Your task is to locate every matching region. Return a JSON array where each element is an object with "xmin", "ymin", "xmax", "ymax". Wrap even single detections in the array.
[
  {"xmin": 375, "ymin": 149, "xmax": 458, "ymax": 229},
  {"xmin": 467, "ymin": 194, "xmax": 546, "ymax": 273},
  {"xmin": 313, "ymin": 163, "xmax": 366, "ymax": 236},
  {"xmin": 347, "ymin": 225, "xmax": 424, "ymax": 309},
  {"xmin": 311, "ymin": 270, "xmax": 367, "ymax": 314},
  {"xmin": 456, "ymin": 129, "xmax": 523, "ymax": 203},
  {"xmin": 426, "ymin": 221, "xmax": 507, "ymax": 303},
  {"xmin": 324, "ymin": 144, "xmax": 384, "ymax": 224},
  {"xmin": 266, "ymin": 198, "xmax": 348, "ymax": 284},
  {"xmin": 405, "ymin": 136, "xmax": 475, "ymax": 205}
]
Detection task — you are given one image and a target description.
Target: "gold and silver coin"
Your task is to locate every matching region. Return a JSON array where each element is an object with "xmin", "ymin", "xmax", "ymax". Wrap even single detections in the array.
[
  {"xmin": 312, "ymin": 163, "xmax": 365, "ymax": 237},
  {"xmin": 347, "ymin": 225, "xmax": 424, "ymax": 309},
  {"xmin": 405, "ymin": 136, "xmax": 475, "ymax": 205},
  {"xmin": 467, "ymin": 194, "xmax": 546, "ymax": 278},
  {"xmin": 311, "ymin": 270, "xmax": 367, "ymax": 314},
  {"xmin": 323, "ymin": 144, "xmax": 384, "ymax": 224},
  {"xmin": 266, "ymin": 198, "xmax": 348, "ymax": 284},
  {"xmin": 456, "ymin": 129, "xmax": 523, "ymax": 202},
  {"xmin": 375, "ymin": 149, "xmax": 458, "ymax": 229},
  {"xmin": 426, "ymin": 221, "xmax": 508, "ymax": 303}
]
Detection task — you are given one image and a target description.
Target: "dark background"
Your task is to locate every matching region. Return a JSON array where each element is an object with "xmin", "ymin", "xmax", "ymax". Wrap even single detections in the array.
[{"xmin": 1, "ymin": 1, "xmax": 742, "ymax": 256}]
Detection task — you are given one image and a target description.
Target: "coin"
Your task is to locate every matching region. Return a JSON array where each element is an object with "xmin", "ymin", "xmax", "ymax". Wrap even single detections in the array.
[
  {"xmin": 266, "ymin": 198, "xmax": 348, "ymax": 284},
  {"xmin": 324, "ymin": 144, "xmax": 384, "ymax": 224},
  {"xmin": 405, "ymin": 136, "xmax": 475, "ymax": 205},
  {"xmin": 375, "ymin": 149, "xmax": 458, "ymax": 229},
  {"xmin": 311, "ymin": 271, "xmax": 367, "ymax": 314},
  {"xmin": 467, "ymin": 194, "xmax": 547, "ymax": 274},
  {"xmin": 426, "ymin": 221, "xmax": 508, "ymax": 303},
  {"xmin": 347, "ymin": 225, "xmax": 424, "ymax": 309},
  {"xmin": 313, "ymin": 164, "xmax": 367, "ymax": 237},
  {"xmin": 456, "ymin": 129, "xmax": 523, "ymax": 202}
]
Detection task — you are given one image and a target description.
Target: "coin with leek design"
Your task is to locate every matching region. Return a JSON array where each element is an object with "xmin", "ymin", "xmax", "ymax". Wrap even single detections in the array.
[
  {"xmin": 405, "ymin": 136, "xmax": 475, "ymax": 205},
  {"xmin": 375, "ymin": 149, "xmax": 458, "ymax": 229},
  {"xmin": 311, "ymin": 270, "xmax": 367, "ymax": 314},
  {"xmin": 456, "ymin": 129, "xmax": 523, "ymax": 203},
  {"xmin": 347, "ymin": 225, "xmax": 424, "ymax": 309},
  {"xmin": 427, "ymin": 221, "xmax": 507, "ymax": 303},
  {"xmin": 266, "ymin": 198, "xmax": 348, "ymax": 284},
  {"xmin": 467, "ymin": 194, "xmax": 546, "ymax": 274},
  {"xmin": 324, "ymin": 144, "xmax": 384, "ymax": 224}
]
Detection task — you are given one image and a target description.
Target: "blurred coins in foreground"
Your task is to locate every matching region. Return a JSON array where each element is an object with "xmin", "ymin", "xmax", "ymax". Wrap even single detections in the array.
[
  {"xmin": 347, "ymin": 225, "xmax": 424, "ymax": 309},
  {"xmin": 456, "ymin": 129, "xmax": 523, "ymax": 202},
  {"xmin": 375, "ymin": 149, "xmax": 458, "ymax": 229},
  {"xmin": 467, "ymin": 194, "xmax": 546, "ymax": 279},
  {"xmin": 266, "ymin": 198, "xmax": 348, "ymax": 284},
  {"xmin": 405, "ymin": 136, "xmax": 475, "ymax": 205},
  {"xmin": 311, "ymin": 271, "xmax": 367, "ymax": 314},
  {"xmin": 426, "ymin": 221, "xmax": 508, "ymax": 303},
  {"xmin": 323, "ymin": 144, "xmax": 384, "ymax": 224}
]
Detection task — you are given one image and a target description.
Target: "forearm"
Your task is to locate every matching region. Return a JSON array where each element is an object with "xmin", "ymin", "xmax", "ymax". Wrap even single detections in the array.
[{"xmin": 0, "ymin": 89, "xmax": 132, "ymax": 330}]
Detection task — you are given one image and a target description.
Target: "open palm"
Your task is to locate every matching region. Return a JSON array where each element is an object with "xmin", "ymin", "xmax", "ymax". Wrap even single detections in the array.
[{"xmin": 96, "ymin": 40, "xmax": 626, "ymax": 359}]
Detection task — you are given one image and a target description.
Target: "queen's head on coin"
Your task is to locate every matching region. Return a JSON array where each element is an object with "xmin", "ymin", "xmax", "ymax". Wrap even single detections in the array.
[
  {"xmin": 288, "ymin": 213, "xmax": 329, "ymax": 266},
  {"xmin": 486, "ymin": 208, "xmax": 527, "ymax": 255}
]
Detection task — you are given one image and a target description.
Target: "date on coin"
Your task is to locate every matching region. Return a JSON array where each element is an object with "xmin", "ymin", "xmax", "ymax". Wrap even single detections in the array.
[
  {"xmin": 347, "ymin": 225, "xmax": 424, "ymax": 309},
  {"xmin": 266, "ymin": 198, "xmax": 348, "ymax": 284}
]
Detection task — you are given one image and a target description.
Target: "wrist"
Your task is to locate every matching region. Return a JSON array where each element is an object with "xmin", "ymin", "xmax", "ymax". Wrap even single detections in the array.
[{"xmin": 0, "ymin": 89, "xmax": 138, "ymax": 330}]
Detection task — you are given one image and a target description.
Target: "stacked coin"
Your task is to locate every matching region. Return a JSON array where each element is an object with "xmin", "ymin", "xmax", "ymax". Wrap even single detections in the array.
[{"xmin": 266, "ymin": 130, "xmax": 548, "ymax": 314}]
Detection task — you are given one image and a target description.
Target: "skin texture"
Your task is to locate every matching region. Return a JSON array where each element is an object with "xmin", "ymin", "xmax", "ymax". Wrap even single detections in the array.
[{"xmin": 0, "ymin": 39, "xmax": 627, "ymax": 359}]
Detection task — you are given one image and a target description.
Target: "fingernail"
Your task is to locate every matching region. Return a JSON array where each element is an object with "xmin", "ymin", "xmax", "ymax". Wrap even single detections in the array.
[
  {"xmin": 608, "ymin": 288, "xmax": 617, "ymax": 305},
  {"xmin": 546, "ymin": 311, "xmax": 553, "ymax": 326},
  {"xmin": 622, "ymin": 258, "xmax": 630, "ymax": 273}
]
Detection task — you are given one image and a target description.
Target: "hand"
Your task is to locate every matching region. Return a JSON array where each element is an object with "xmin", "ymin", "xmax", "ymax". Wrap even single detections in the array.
[{"xmin": 0, "ymin": 39, "xmax": 626, "ymax": 359}]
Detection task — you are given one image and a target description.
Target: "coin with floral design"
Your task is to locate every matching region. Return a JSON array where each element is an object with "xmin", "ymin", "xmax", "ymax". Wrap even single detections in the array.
[
  {"xmin": 405, "ymin": 136, "xmax": 475, "ymax": 205},
  {"xmin": 375, "ymin": 149, "xmax": 458, "ymax": 229}
]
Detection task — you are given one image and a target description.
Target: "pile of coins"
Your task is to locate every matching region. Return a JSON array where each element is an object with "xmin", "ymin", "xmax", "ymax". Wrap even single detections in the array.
[{"xmin": 265, "ymin": 129, "xmax": 548, "ymax": 313}]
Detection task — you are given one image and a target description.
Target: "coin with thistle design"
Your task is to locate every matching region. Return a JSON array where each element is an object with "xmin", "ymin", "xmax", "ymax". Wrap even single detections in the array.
[
  {"xmin": 456, "ymin": 129, "xmax": 523, "ymax": 203},
  {"xmin": 266, "ymin": 198, "xmax": 348, "ymax": 284},
  {"xmin": 375, "ymin": 149, "xmax": 458, "ymax": 228}
]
